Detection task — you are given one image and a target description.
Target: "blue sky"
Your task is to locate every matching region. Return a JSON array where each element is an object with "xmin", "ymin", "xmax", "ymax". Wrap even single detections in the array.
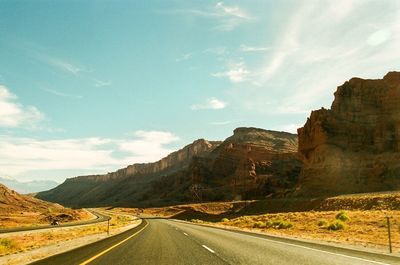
[{"xmin": 0, "ymin": 0, "xmax": 399, "ymax": 183}]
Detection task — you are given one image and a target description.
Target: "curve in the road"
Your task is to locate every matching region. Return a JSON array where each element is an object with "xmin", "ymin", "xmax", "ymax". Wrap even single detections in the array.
[
  {"xmin": 0, "ymin": 209, "xmax": 111, "ymax": 234},
  {"xmin": 29, "ymin": 219, "xmax": 399, "ymax": 265}
]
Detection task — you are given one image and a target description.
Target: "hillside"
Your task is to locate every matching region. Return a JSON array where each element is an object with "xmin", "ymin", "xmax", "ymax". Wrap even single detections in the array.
[
  {"xmin": 297, "ymin": 71, "xmax": 400, "ymax": 196},
  {"xmin": 0, "ymin": 183, "xmax": 61, "ymax": 213},
  {"xmin": 37, "ymin": 139, "xmax": 221, "ymax": 207},
  {"xmin": 0, "ymin": 183, "xmax": 91, "ymax": 228},
  {"xmin": 37, "ymin": 128, "xmax": 301, "ymax": 207}
]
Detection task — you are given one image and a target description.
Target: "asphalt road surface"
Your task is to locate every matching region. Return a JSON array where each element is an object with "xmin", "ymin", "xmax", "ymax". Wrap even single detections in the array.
[
  {"xmin": 31, "ymin": 218, "xmax": 399, "ymax": 265},
  {"xmin": 0, "ymin": 210, "xmax": 110, "ymax": 234}
]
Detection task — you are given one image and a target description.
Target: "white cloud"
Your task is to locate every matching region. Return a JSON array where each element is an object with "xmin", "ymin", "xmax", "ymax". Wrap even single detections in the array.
[
  {"xmin": 93, "ymin": 79, "xmax": 112, "ymax": 87},
  {"xmin": 212, "ymin": 62, "xmax": 250, "ymax": 83},
  {"xmin": 162, "ymin": 2, "xmax": 252, "ymax": 31},
  {"xmin": 191, "ymin": 97, "xmax": 227, "ymax": 110},
  {"xmin": 367, "ymin": 29, "xmax": 392, "ymax": 46},
  {"xmin": 240, "ymin": 44, "xmax": 271, "ymax": 52},
  {"xmin": 45, "ymin": 57, "xmax": 86, "ymax": 76},
  {"xmin": 0, "ymin": 85, "xmax": 44, "ymax": 128},
  {"xmin": 41, "ymin": 87, "xmax": 83, "ymax": 99},
  {"xmin": 176, "ymin": 53, "xmax": 192, "ymax": 62},
  {"xmin": 0, "ymin": 130, "xmax": 179, "ymax": 180},
  {"xmin": 215, "ymin": 2, "xmax": 251, "ymax": 19},
  {"xmin": 233, "ymin": 0, "xmax": 400, "ymax": 116}
]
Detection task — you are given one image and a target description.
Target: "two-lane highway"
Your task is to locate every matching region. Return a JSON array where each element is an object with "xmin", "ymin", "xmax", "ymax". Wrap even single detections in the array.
[{"xmin": 31, "ymin": 219, "xmax": 399, "ymax": 265}]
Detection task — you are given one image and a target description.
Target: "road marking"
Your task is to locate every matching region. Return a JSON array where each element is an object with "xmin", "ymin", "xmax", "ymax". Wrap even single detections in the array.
[
  {"xmin": 177, "ymin": 221, "xmax": 390, "ymax": 265},
  {"xmin": 202, "ymin": 245, "xmax": 215, "ymax": 253},
  {"xmin": 216, "ymin": 228, "xmax": 390, "ymax": 265},
  {"xmin": 183, "ymin": 232, "xmax": 188, "ymax": 236},
  {"xmin": 249, "ymin": 235, "xmax": 390, "ymax": 265},
  {"xmin": 79, "ymin": 220, "xmax": 149, "ymax": 265}
]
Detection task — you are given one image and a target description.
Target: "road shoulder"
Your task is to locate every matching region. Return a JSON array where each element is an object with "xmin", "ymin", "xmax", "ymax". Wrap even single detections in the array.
[{"xmin": 0, "ymin": 219, "xmax": 141, "ymax": 265}]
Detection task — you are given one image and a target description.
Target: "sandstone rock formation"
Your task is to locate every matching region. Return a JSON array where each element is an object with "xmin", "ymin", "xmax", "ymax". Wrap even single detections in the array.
[
  {"xmin": 297, "ymin": 71, "xmax": 400, "ymax": 196},
  {"xmin": 37, "ymin": 127, "xmax": 302, "ymax": 207},
  {"xmin": 37, "ymin": 139, "xmax": 221, "ymax": 207}
]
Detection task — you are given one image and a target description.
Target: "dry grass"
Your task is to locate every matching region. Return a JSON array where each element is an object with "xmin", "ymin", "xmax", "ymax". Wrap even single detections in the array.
[
  {"xmin": 213, "ymin": 210, "xmax": 400, "ymax": 252},
  {"xmin": 0, "ymin": 208, "xmax": 92, "ymax": 229},
  {"xmin": 0, "ymin": 211, "xmax": 135, "ymax": 256}
]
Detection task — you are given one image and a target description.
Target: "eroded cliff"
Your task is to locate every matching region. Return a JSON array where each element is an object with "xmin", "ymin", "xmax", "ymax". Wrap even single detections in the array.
[{"xmin": 297, "ymin": 71, "xmax": 400, "ymax": 196}]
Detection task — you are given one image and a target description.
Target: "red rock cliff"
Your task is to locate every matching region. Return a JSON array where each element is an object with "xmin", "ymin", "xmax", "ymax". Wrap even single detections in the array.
[{"xmin": 297, "ymin": 71, "xmax": 400, "ymax": 196}]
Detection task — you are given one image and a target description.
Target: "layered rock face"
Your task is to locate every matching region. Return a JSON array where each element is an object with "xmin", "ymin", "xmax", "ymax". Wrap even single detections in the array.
[
  {"xmin": 37, "ymin": 127, "xmax": 302, "ymax": 207},
  {"xmin": 298, "ymin": 72, "xmax": 400, "ymax": 196},
  {"xmin": 37, "ymin": 139, "xmax": 220, "ymax": 207},
  {"xmin": 67, "ymin": 139, "xmax": 219, "ymax": 183},
  {"xmin": 149, "ymin": 128, "xmax": 302, "ymax": 202}
]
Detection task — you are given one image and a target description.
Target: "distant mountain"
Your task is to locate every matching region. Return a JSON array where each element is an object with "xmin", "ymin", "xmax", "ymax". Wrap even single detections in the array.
[
  {"xmin": 0, "ymin": 177, "xmax": 59, "ymax": 194},
  {"xmin": 37, "ymin": 127, "xmax": 302, "ymax": 207}
]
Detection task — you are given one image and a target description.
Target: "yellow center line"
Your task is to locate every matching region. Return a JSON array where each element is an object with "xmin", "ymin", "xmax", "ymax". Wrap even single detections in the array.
[{"xmin": 79, "ymin": 220, "xmax": 149, "ymax": 265}]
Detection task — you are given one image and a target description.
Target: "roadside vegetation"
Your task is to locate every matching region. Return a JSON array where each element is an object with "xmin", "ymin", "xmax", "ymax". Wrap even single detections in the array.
[
  {"xmin": 194, "ymin": 210, "xmax": 400, "ymax": 252},
  {"xmin": 0, "ymin": 211, "xmax": 137, "ymax": 256}
]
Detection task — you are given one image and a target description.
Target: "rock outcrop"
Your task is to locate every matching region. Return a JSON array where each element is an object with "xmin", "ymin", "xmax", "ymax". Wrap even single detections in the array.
[
  {"xmin": 297, "ymin": 71, "xmax": 400, "ymax": 196},
  {"xmin": 37, "ymin": 139, "xmax": 221, "ymax": 207},
  {"xmin": 37, "ymin": 127, "xmax": 302, "ymax": 207}
]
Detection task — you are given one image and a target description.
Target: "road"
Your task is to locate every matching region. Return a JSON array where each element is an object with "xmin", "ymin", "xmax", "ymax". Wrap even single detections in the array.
[
  {"xmin": 31, "ymin": 218, "xmax": 399, "ymax": 265},
  {"xmin": 0, "ymin": 209, "xmax": 110, "ymax": 234}
]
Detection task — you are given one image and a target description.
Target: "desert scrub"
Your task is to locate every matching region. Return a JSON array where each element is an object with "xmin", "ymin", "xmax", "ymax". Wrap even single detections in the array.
[
  {"xmin": 328, "ymin": 220, "xmax": 346, "ymax": 231},
  {"xmin": 253, "ymin": 221, "xmax": 266, "ymax": 228},
  {"xmin": 0, "ymin": 238, "xmax": 18, "ymax": 254},
  {"xmin": 271, "ymin": 219, "xmax": 293, "ymax": 229},
  {"xmin": 221, "ymin": 218, "xmax": 229, "ymax": 222},
  {"xmin": 317, "ymin": 219, "xmax": 328, "ymax": 227},
  {"xmin": 335, "ymin": 211, "xmax": 350, "ymax": 222}
]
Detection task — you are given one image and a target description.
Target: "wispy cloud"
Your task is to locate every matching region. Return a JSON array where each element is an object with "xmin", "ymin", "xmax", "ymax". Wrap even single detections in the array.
[
  {"xmin": 0, "ymin": 85, "xmax": 44, "ymax": 128},
  {"xmin": 34, "ymin": 52, "xmax": 112, "ymax": 87},
  {"xmin": 240, "ymin": 44, "xmax": 271, "ymax": 52},
  {"xmin": 176, "ymin": 53, "xmax": 192, "ymax": 62},
  {"xmin": 161, "ymin": 2, "xmax": 252, "ymax": 31},
  {"xmin": 215, "ymin": 2, "xmax": 251, "ymax": 19},
  {"xmin": 212, "ymin": 62, "xmax": 250, "ymax": 83},
  {"xmin": 191, "ymin": 97, "xmax": 227, "ymax": 110},
  {"xmin": 41, "ymin": 87, "xmax": 83, "ymax": 99},
  {"xmin": 44, "ymin": 57, "xmax": 90, "ymax": 76},
  {"xmin": 0, "ymin": 130, "xmax": 179, "ymax": 180},
  {"xmin": 93, "ymin": 78, "xmax": 112, "ymax": 87},
  {"xmin": 234, "ymin": 0, "xmax": 400, "ymax": 116}
]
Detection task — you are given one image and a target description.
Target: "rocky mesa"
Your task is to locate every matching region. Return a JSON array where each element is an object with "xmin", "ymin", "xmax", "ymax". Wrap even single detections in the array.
[
  {"xmin": 37, "ymin": 127, "xmax": 302, "ymax": 207},
  {"xmin": 149, "ymin": 127, "xmax": 302, "ymax": 204},
  {"xmin": 36, "ymin": 139, "xmax": 220, "ymax": 207},
  {"xmin": 297, "ymin": 71, "xmax": 400, "ymax": 196}
]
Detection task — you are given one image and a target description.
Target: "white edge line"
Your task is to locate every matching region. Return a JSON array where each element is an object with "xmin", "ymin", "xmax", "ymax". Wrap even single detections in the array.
[
  {"xmin": 175, "ymin": 221, "xmax": 390, "ymax": 265},
  {"xmin": 202, "ymin": 245, "xmax": 215, "ymax": 253},
  {"xmin": 220, "ymin": 229, "xmax": 390, "ymax": 265}
]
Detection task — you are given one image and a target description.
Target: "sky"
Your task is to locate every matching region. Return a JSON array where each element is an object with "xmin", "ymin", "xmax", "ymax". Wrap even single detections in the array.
[{"xmin": 0, "ymin": 0, "xmax": 400, "ymax": 184}]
